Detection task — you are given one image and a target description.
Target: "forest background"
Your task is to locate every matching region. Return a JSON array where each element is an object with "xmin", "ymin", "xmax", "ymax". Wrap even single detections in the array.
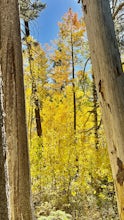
[{"xmin": 20, "ymin": 0, "xmax": 124, "ymax": 219}]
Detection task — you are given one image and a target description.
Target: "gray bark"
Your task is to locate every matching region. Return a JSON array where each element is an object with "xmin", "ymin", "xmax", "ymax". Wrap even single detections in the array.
[{"xmin": 81, "ymin": 0, "xmax": 124, "ymax": 219}]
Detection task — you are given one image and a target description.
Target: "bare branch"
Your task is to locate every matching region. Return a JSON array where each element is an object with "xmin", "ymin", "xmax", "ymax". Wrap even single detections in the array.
[
  {"xmin": 113, "ymin": 2, "xmax": 124, "ymax": 20},
  {"xmin": 82, "ymin": 57, "xmax": 91, "ymax": 79}
]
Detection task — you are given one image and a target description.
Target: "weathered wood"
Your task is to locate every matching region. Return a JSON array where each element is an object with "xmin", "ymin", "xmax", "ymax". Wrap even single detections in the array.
[{"xmin": 81, "ymin": 0, "xmax": 124, "ymax": 219}]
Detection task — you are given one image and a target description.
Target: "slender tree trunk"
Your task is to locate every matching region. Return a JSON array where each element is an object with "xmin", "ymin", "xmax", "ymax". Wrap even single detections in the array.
[
  {"xmin": 81, "ymin": 0, "xmax": 124, "ymax": 219},
  {"xmin": 1, "ymin": 0, "xmax": 33, "ymax": 219},
  {"xmin": 92, "ymin": 75, "xmax": 99, "ymax": 150},
  {"xmin": 34, "ymin": 99, "xmax": 42, "ymax": 137},
  {"xmin": 24, "ymin": 20, "xmax": 30, "ymax": 37},
  {"xmin": 71, "ymin": 33, "xmax": 76, "ymax": 132},
  {"xmin": 24, "ymin": 20, "xmax": 42, "ymax": 137}
]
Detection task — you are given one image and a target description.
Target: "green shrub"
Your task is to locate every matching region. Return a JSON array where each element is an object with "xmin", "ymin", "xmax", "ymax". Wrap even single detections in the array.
[{"xmin": 38, "ymin": 210, "xmax": 72, "ymax": 220}]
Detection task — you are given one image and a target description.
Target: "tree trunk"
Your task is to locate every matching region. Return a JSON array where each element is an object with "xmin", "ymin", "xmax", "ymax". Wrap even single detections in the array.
[
  {"xmin": 1, "ymin": 0, "xmax": 33, "ymax": 219},
  {"xmin": 71, "ymin": 33, "xmax": 76, "ymax": 132},
  {"xmin": 24, "ymin": 20, "xmax": 30, "ymax": 37},
  {"xmin": 0, "ymin": 69, "xmax": 9, "ymax": 219},
  {"xmin": 92, "ymin": 75, "xmax": 99, "ymax": 150},
  {"xmin": 0, "ymin": 5, "xmax": 9, "ymax": 219},
  {"xmin": 24, "ymin": 20, "xmax": 42, "ymax": 137},
  {"xmin": 81, "ymin": 0, "xmax": 124, "ymax": 219}
]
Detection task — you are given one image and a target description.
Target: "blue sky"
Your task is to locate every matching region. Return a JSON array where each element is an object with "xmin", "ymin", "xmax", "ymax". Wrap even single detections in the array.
[{"xmin": 30, "ymin": 0, "xmax": 82, "ymax": 45}]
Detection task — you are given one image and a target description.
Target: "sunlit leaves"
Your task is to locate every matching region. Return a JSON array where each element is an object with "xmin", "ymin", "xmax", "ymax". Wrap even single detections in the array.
[{"xmin": 23, "ymin": 9, "xmax": 117, "ymax": 219}]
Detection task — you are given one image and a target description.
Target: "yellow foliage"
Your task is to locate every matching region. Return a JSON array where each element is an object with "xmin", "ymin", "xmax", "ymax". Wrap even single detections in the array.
[{"xmin": 23, "ymin": 9, "xmax": 114, "ymax": 218}]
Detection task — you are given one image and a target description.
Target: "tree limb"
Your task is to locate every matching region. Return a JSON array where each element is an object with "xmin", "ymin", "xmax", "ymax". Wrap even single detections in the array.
[{"xmin": 113, "ymin": 2, "xmax": 124, "ymax": 20}]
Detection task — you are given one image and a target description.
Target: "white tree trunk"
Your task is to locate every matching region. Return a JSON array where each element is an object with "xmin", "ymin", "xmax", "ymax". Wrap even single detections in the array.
[
  {"xmin": 0, "ymin": 0, "xmax": 33, "ymax": 219},
  {"xmin": 81, "ymin": 0, "xmax": 124, "ymax": 219}
]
